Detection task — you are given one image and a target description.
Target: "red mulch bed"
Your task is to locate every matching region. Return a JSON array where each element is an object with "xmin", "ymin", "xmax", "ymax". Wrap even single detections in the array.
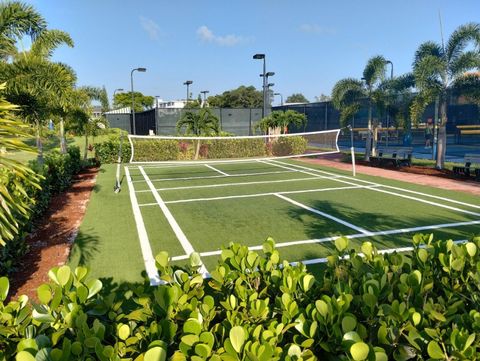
[
  {"xmin": 8, "ymin": 167, "xmax": 98, "ymax": 301},
  {"xmin": 356, "ymin": 159, "xmax": 457, "ymax": 179}
]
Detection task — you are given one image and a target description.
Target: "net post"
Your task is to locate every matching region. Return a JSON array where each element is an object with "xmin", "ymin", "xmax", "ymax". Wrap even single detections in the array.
[
  {"xmin": 114, "ymin": 132, "xmax": 124, "ymax": 193},
  {"xmin": 347, "ymin": 125, "xmax": 356, "ymax": 177}
]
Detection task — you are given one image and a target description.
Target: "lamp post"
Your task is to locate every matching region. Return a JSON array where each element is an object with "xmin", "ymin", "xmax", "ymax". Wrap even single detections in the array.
[
  {"xmin": 155, "ymin": 95, "xmax": 160, "ymax": 108},
  {"xmin": 274, "ymin": 92, "xmax": 283, "ymax": 106},
  {"xmin": 113, "ymin": 88, "xmax": 124, "ymax": 108},
  {"xmin": 130, "ymin": 67, "xmax": 146, "ymax": 135},
  {"xmin": 253, "ymin": 53, "xmax": 266, "ymax": 118},
  {"xmin": 385, "ymin": 60, "xmax": 393, "ymax": 148},
  {"xmin": 266, "ymin": 83, "xmax": 274, "ymax": 108},
  {"xmin": 200, "ymin": 90, "xmax": 209, "ymax": 107},
  {"xmin": 183, "ymin": 80, "xmax": 193, "ymax": 106}
]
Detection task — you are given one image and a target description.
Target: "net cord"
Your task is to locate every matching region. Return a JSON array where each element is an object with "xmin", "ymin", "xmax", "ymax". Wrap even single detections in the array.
[{"xmin": 127, "ymin": 129, "xmax": 340, "ymax": 164}]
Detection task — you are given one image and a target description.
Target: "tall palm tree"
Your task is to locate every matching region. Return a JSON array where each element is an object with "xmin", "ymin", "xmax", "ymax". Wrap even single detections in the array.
[
  {"xmin": 332, "ymin": 55, "xmax": 389, "ymax": 160},
  {"xmin": 0, "ymin": 1, "xmax": 46, "ymax": 60},
  {"xmin": 411, "ymin": 22, "xmax": 480, "ymax": 169},
  {"xmin": 0, "ymin": 29, "xmax": 75, "ymax": 161},
  {"xmin": 176, "ymin": 108, "xmax": 220, "ymax": 159},
  {"xmin": 256, "ymin": 110, "xmax": 307, "ymax": 134}
]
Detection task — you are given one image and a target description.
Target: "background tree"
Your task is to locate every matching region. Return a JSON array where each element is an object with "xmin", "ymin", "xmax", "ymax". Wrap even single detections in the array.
[
  {"xmin": 332, "ymin": 55, "xmax": 389, "ymax": 160},
  {"xmin": 176, "ymin": 108, "xmax": 220, "ymax": 159},
  {"xmin": 256, "ymin": 110, "xmax": 307, "ymax": 134},
  {"xmin": 411, "ymin": 22, "xmax": 480, "ymax": 169},
  {"xmin": 314, "ymin": 94, "xmax": 331, "ymax": 102},
  {"xmin": 113, "ymin": 91, "xmax": 154, "ymax": 112},
  {"xmin": 0, "ymin": 1, "xmax": 46, "ymax": 60},
  {"xmin": 207, "ymin": 86, "xmax": 263, "ymax": 108},
  {"xmin": 453, "ymin": 72, "xmax": 480, "ymax": 105},
  {"xmin": 286, "ymin": 93, "xmax": 309, "ymax": 103}
]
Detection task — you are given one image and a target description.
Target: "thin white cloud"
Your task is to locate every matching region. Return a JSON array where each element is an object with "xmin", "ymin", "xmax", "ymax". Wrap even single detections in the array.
[
  {"xmin": 140, "ymin": 16, "xmax": 161, "ymax": 40},
  {"xmin": 196, "ymin": 25, "xmax": 246, "ymax": 46},
  {"xmin": 299, "ymin": 24, "xmax": 336, "ymax": 35}
]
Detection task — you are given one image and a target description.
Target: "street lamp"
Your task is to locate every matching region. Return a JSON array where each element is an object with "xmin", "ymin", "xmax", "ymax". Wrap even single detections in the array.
[
  {"xmin": 155, "ymin": 95, "xmax": 160, "ymax": 108},
  {"xmin": 253, "ymin": 53, "xmax": 266, "ymax": 118},
  {"xmin": 200, "ymin": 90, "xmax": 209, "ymax": 107},
  {"xmin": 274, "ymin": 92, "xmax": 283, "ymax": 105},
  {"xmin": 130, "ymin": 67, "xmax": 146, "ymax": 135},
  {"xmin": 113, "ymin": 88, "xmax": 124, "ymax": 109},
  {"xmin": 183, "ymin": 80, "xmax": 193, "ymax": 105}
]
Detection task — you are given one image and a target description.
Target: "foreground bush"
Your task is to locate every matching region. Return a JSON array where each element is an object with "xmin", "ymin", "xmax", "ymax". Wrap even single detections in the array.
[
  {"xmin": 0, "ymin": 146, "xmax": 82, "ymax": 274},
  {"xmin": 2, "ymin": 234, "xmax": 480, "ymax": 360},
  {"xmin": 94, "ymin": 136, "xmax": 131, "ymax": 164}
]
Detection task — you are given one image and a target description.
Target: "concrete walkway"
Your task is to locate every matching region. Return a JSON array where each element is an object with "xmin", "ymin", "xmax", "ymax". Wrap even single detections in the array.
[{"xmin": 300, "ymin": 156, "xmax": 480, "ymax": 196}]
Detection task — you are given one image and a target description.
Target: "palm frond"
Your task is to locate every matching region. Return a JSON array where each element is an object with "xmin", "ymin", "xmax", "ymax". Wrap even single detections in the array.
[
  {"xmin": 446, "ymin": 22, "xmax": 480, "ymax": 63},
  {"xmin": 413, "ymin": 41, "xmax": 443, "ymax": 67},
  {"xmin": 29, "ymin": 29, "xmax": 74, "ymax": 58},
  {"xmin": 362, "ymin": 55, "xmax": 388, "ymax": 87},
  {"xmin": 413, "ymin": 55, "xmax": 444, "ymax": 91},
  {"xmin": 449, "ymin": 50, "xmax": 480, "ymax": 77},
  {"xmin": 453, "ymin": 72, "xmax": 480, "ymax": 103}
]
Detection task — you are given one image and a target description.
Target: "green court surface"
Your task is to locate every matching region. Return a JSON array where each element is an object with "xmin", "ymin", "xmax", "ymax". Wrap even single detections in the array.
[{"xmin": 69, "ymin": 159, "xmax": 480, "ymax": 285}]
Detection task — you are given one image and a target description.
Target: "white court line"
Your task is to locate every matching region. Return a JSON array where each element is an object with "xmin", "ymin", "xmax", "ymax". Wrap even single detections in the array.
[
  {"xmin": 274, "ymin": 193, "xmax": 372, "ymax": 235},
  {"xmin": 205, "ymin": 164, "xmax": 229, "ymax": 176},
  {"xmin": 131, "ymin": 170, "xmax": 295, "ymax": 183},
  {"xmin": 266, "ymin": 160, "xmax": 480, "ymax": 218},
  {"xmin": 139, "ymin": 166, "xmax": 209, "ymax": 277},
  {"xmin": 170, "ymin": 219, "xmax": 480, "ymax": 261},
  {"xmin": 135, "ymin": 176, "xmax": 332, "ymax": 193},
  {"xmin": 124, "ymin": 167, "xmax": 161, "ymax": 285}
]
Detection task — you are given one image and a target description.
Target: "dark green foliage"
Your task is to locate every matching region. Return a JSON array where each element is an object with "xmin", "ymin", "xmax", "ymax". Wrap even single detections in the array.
[
  {"xmin": 286, "ymin": 93, "xmax": 309, "ymax": 103},
  {"xmin": 271, "ymin": 136, "xmax": 307, "ymax": 156},
  {"xmin": 0, "ymin": 146, "xmax": 81, "ymax": 274},
  {"xmin": 113, "ymin": 91, "xmax": 154, "ymax": 112},
  {"xmin": 132, "ymin": 139, "xmax": 180, "ymax": 162},
  {"xmin": 94, "ymin": 136, "xmax": 131, "ymax": 164},
  {"xmin": 207, "ymin": 86, "xmax": 263, "ymax": 108},
  {"xmin": 2, "ymin": 234, "xmax": 480, "ymax": 360}
]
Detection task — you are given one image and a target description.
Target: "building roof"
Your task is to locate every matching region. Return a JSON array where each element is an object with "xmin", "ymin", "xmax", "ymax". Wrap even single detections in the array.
[{"xmin": 104, "ymin": 107, "xmax": 131, "ymax": 114}]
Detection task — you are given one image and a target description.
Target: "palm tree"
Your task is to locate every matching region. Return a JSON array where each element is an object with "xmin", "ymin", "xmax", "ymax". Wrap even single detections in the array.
[
  {"xmin": 332, "ymin": 55, "xmax": 390, "ymax": 160},
  {"xmin": 0, "ymin": 29, "xmax": 75, "ymax": 161},
  {"xmin": 176, "ymin": 108, "xmax": 220, "ymax": 159},
  {"xmin": 256, "ymin": 110, "xmax": 307, "ymax": 134},
  {"xmin": 0, "ymin": 1, "xmax": 46, "ymax": 60},
  {"xmin": 453, "ymin": 72, "xmax": 480, "ymax": 105},
  {"xmin": 0, "ymin": 83, "xmax": 40, "ymax": 245},
  {"xmin": 411, "ymin": 22, "xmax": 480, "ymax": 169}
]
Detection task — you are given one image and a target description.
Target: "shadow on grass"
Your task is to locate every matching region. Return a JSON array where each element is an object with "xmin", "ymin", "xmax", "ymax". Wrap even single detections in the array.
[{"xmin": 69, "ymin": 230, "xmax": 100, "ymax": 266}]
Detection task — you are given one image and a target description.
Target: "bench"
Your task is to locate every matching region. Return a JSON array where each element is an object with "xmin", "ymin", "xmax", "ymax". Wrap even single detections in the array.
[
  {"xmin": 370, "ymin": 147, "xmax": 413, "ymax": 167},
  {"xmin": 453, "ymin": 154, "xmax": 480, "ymax": 181},
  {"xmin": 456, "ymin": 125, "xmax": 480, "ymax": 143}
]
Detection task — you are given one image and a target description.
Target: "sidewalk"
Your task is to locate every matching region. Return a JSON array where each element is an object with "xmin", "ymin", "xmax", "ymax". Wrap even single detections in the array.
[{"xmin": 301, "ymin": 155, "xmax": 480, "ymax": 196}]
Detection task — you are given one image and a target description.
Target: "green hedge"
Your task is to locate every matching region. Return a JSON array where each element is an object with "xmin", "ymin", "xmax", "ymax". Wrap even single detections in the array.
[
  {"xmin": 2, "ymin": 234, "xmax": 480, "ymax": 360},
  {"xmin": 0, "ymin": 146, "xmax": 82, "ymax": 275},
  {"xmin": 205, "ymin": 138, "xmax": 266, "ymax": 159},
  {"xmin": 94, "ymin": 136, "xmax": 131, "ymax": 164},
  {"xmin": 132, "ymin": 139, "xmax": 180, "ymax": 162},
  {"xmin": 271, "ymin": 136, "xmax": 308, "ymax": 156}
]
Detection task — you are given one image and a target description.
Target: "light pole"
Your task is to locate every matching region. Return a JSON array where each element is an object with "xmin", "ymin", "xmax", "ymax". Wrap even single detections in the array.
[
  {"xmin": 200, "ymin": 90, "xmax": 209, "ymax": 107},
  {"xmin": 385, "ymin": 60, "xmax": 393, "ymax": 148},
  {"xmin": 183, "ymin": 80, "xmax": 193, "ymax": 106},
  {"xmin": 266, "ymin": 83, "xmax": 274, "ymax": 108},
  {"xmin": 274, "ymin": 92, "xmax": 283, "ymax": 106},
  {"xmin": 130, "ymin": 67, "xmax": 146, "ymax": 135},
  {"xmin": 253, "ymin": 53, "xmax": 266, "ymax": 118},
  {"xmin": 113, "ymin": 88, "xmax": 124, "ymax": 108},
  {"xmin": 155, "ymin": 95, "xmax": 160, "ymax": 108}
]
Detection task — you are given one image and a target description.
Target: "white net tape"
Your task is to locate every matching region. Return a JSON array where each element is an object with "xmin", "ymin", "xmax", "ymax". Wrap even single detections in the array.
[{"xmin": 128, "ymin": 129, "xmax": 340, "ymax": 164}]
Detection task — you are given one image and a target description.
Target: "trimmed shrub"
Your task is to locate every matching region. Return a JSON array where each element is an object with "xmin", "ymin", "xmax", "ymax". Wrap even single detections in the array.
[
  {"xmin": 206, "ymin": 138, "xmax": 267, "ymax": 159},
  {"xmin": 94, "ymin": 136, "xmax": 131, "ymax": 164},
  {"xmin": 0, "ymin": 146, "xmax": 82, "ymax": 275},
  {"xmin": 1, "ymin": 234, "xmax": 480, "ymax": 360},
  {"xmin": 271, "ymin": 135, "xmax": 308, "ymax": 156},
  {"xmin": 132, "ymin": 139, "xmax": 180, "ymax": 162}
]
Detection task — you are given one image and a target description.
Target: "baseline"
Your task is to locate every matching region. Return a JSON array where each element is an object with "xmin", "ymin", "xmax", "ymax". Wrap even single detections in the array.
[
  {"xmin": 132, "ymin": 170, "xmax": 295, "ymax": 183},
  {"xmin": 205, "ymin": 164, "xmax": 229, "ymax": 176}
]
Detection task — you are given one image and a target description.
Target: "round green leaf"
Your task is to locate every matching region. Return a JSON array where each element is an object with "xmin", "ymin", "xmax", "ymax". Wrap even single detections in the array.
[
  {"xmin": 342, "ymin": 315, "xmax": 357, "ymax": 333},
  {"xmin": 335, "ymin": 237, "xmax": 349, "ymax": 253},
  {"xmin": 57, "ymin": 265, "xmax": 71, "ymax": 287},
  {"xmin": 229, "ymin": 326, "xmax": 245, "ymax": 353},
  {"xmin": 343, "ymin": 331, "xmax": 362, "ymax": 343},
  {"xmin": 466, "ymin": 242, "xmax": 477, "ymax": 257},
  {"xmin": 155, "ymin": 251, "xmax": 169, "ymax": 268},
  {"xmin": 0, "ymin": 276, "xmax": 9, "ymax": 302},
  {"xmin": 77, "ymin": 285, "xmax": 88, "ymax": 303},
  {"xmin": 412, "ymin": 312, "xmax": 421, "ymax": 326},
  {"xmin": 316, "ymin": 300, "xmax": 328, "ymax": 317},
  {"xmin": 195, "ymin": 343, "xmax": 211, "ymax": 358},
  {"xmin": 144, "ymin": 346, "xmax": 167, "ymax": 361},
  {"xmin": 71, "ymin": 341, "xmax": 83, "ymax": 356},
  {"xmin": 189, "ymin": 252, "xmax": 202, "ymax": 268},
  {"xmin": 15, "ymin": 351, "xmax": 36, "ymax": 361},
  {"xmin": 350, "ymin": 342, "xmax": 370, "ymax": 361},
  {"xmin": 183, "ymin": 318, "xmax": 202, "ymax": 335},
  {"xmin": 361, "ymin": 242, "xmax": 373, "ymax": 258},
  {"xmin": 86, "ymin": 279, "xmax": 102, "ymax": 299},
  {"xmin": 302, "ymin": 275, "xmax": 315, "ymax": 292},
  {"xmin": 417, "ymin": 249, "xmax": 428, "ymax": 263},
  {"xmin": 288, "ymin": 344, "xmax": 302, "ymax": 357},
  {"xmin": 427, "ymin": 341, "xmax": 444, "ymax": 359},
  {"xmin": 74, "ymin": 266, "xmax": 89, "ymax": 281},
  {"xmin": 118, "ymin": 324, "xmax": 130, "ymax": 340},
  {"xmin": 37, "ymin": 284, "xmax": 52, "ymax": 304}
]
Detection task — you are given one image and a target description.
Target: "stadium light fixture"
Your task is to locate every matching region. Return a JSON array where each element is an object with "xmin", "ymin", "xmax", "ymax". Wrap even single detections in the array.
[
  {"xmin": 130, "ymin": 67, "xmax": 147, "ymax": 135},
  {"xmin": 113, "ymin": 88, "xmax": 124, "ymax": 108},
  {"xmin": 274, "ymin": 92, "xmax": 283, "ymax": 105},
  {"xmin": 253, "ymin": 53, "xmax": 267, "ymax": 118},
  {"xmin": 183, "ymin": 80, "xmax": 193, "ymax": 104},
  {"xmin": 200, "ymin": 90, "xmax": 209, "ymax": 107}
]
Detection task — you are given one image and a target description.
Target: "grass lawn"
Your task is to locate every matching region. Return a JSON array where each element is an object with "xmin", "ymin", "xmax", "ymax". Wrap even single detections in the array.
[{"xmin": 68, "ymin": 159, "xmax": 480, "ymax": 286}]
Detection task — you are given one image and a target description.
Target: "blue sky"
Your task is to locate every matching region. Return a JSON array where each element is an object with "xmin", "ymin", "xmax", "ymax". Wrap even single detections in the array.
[{"xmin": 27, "ymin": 0, "xmax": 479, "ymax": 105}]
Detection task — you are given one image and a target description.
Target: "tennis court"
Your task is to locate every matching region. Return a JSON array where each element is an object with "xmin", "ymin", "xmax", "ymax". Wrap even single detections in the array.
[{"xmin": 124, "ymin": 158, "xmax": 480, "ymax": 285}]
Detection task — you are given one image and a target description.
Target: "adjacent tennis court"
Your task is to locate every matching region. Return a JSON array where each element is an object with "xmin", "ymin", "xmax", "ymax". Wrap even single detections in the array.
[{"xmin": 124, "ymin": 158, "xmax": 480, "ymax": 285}]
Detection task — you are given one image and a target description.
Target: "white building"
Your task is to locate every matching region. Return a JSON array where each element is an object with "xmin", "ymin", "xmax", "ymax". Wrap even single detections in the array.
[{"xmin": 155, "ymin": 99, "xmax": 187, "ymax": 109}]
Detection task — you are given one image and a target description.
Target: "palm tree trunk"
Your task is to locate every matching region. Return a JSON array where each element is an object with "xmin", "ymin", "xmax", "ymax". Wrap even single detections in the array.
[
  {"xmin": 436, "ymin": 99, "xmax": 447, "ymax": 169},
  {"xmin": 365, "ymin": 99, "xmax": 372, "ymax": 161},
  {"xmin": 194, "ymin": 140, "xmax": 201, "ymax": 160},
  {"xmin": 35, "ymin": 119, "xmax": 43, "ymax": 163},
  {"xmin": 59, "ymin": 117, "xmax": 67, "ymax": 154}
]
